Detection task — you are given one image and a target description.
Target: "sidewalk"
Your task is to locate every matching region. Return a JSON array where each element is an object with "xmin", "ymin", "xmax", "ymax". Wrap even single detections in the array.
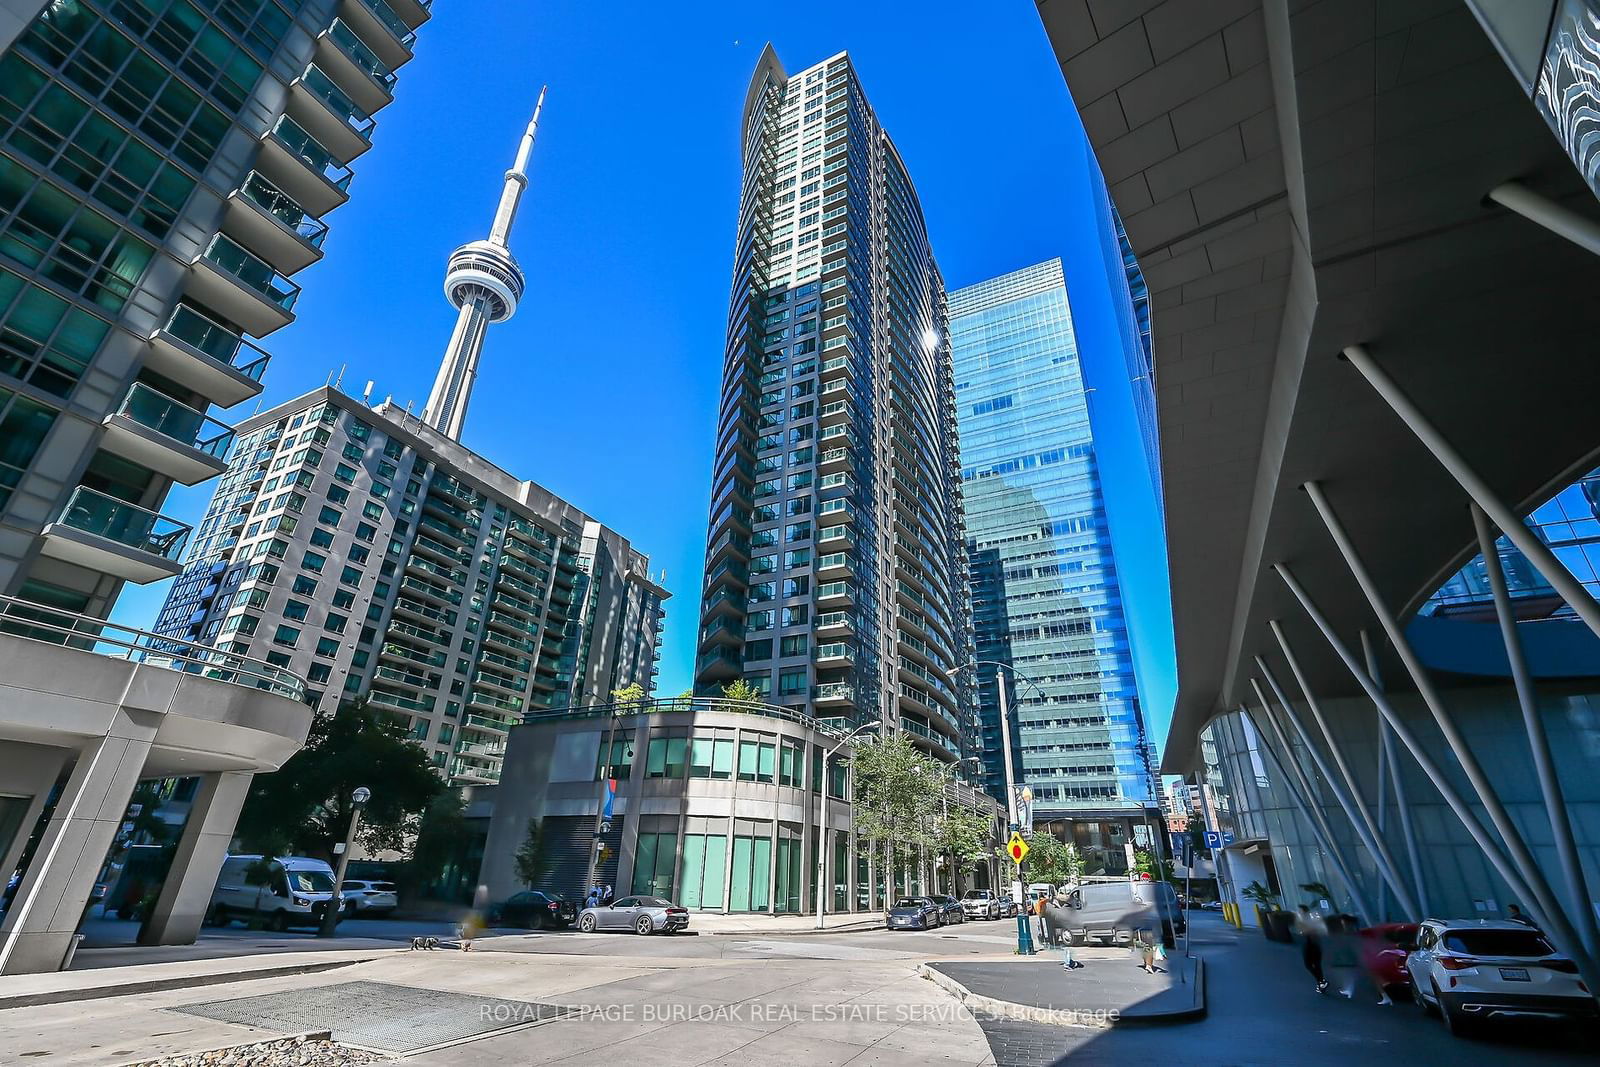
[
  {"xmin": 923, "ymin": 944, "xmax": 1204, "ymax": 1028},
  {"xmin": 0, "ymin": 948, "xmax": 380, "ymax": 1010},
  {"xmin": 687, "ymin": 912, "xmax": 883, "ymax": 935}
]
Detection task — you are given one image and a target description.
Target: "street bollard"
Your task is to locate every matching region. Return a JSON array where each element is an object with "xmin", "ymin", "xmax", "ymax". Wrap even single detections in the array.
[{"xmin": 1015, "ymin": 912, "xmax": 1035, "ymax": 955}]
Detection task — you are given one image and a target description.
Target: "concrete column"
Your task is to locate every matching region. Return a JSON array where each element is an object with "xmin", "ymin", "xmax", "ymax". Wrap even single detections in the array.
[
  {"xmin": 137, "ymin": 771, "xmax": 253, "ymax": 946},
  {"xmin": 0, "ymin": 708, "xmax": 158, "ymax": 975}
]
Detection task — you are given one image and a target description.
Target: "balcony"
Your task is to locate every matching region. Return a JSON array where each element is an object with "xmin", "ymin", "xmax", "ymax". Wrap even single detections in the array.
[
  {"xmin": 474, "ymin": 669, "xmax": 527, "ymax": 695},
  {"xmin": 817, "ymin": 552, "xmax": 853, "ymax": 579},
  {"xmin": 259, "ymin": 116, "xmax": 352, "ymax": 216},
  {"xmin": 699, "ymin": 614, "xmax": 744, "ymax": 648},
  {"xmin": 814, "ymin": 682, "xmax": 857, "ymax": 705},
  {"xmin": 339, "ymin": 0, "xmax": 418, "ymax": 69},
  {"xmin": 389, "ymin": 596, "xmax": 454, "ymax": 627},
  {"xmin": 816, "ymin": 580, "xmax": 852, "ymax": 606},
  {"xmin": 225, "ymin": 171, "xmax": 327, "ymax": 274},
  {"xmin": 370, "ymin": 689, "xmax": 435, "ymax": 713},
  {"xmin": 289, "ymin": 65, "xmax": 375, "ymax": 164},
  {"xmin": 39, "ymin": 487, "xmax": 191, "ymax": 583},
  {"xmin": 815, "ymin": 642, "xmax": 855, "ymax": 665},
  {"xmin": 379, "ymin": 641, "xmax": 444, "ymax": 669},
  {"xmin": 450, "ymin": 760, "xmax": 500, "ymax": 785},
  {"xmin": 315, "ymin": 18, "xmax": 396, "ymax": 114},
  {"xmin": 486, "ymin": 610, "xmax": 538, "ymax": 638},
  {"xmin": 468, "ymin": 689, "xmax": 523, "ymax": 714},
  {"xmin": 189, "ymin": 234, "xmax": 299, "ymax": 336},
  {"xmin": 100, "ymin": 382, "xmax": 233, "ymax": 485},
  {"xmin": 463, "ymin": 713, "xmax": 511, "ymax": 736},
  {"xmin": 144, "ymin": 303, "xmax": 268, "ymax": 408},
  {"xmin": 695, "ymin": 645, "xmax": 742, "ymax": 681},
  {"xmin": 482, "ymin": 627, "xmax": 535, "ymax": 656}
]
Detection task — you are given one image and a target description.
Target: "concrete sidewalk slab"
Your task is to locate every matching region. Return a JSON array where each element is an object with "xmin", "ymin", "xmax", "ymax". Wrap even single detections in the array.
[
  {"xmin": 0, "ymin": 949, "xmax": 379, "ymax": 1011},
  {"xmin": 689, "ymin": 913, "xmax": 884, "ymax": 936},
  {"xmin": 923, "ymin": 951, "xmax": 1204, "ymax": 1029}
]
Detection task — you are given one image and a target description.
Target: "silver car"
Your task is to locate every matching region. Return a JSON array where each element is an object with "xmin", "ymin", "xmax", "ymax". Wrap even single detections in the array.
[{"xmin": 576, "ymin": 895, "xmax": 690, "ymax": 935}]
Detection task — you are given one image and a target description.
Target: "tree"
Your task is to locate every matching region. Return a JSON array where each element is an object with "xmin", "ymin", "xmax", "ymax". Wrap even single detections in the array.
[
  {"xmin": 235, "ymin": 698, "xmax": 445, "ymax": 861},
  {"xmin": 721, "ymin": 678, "xmax": 762, "ymax": 706},
  {"xmin": 850, "ymin": 734, "xmax": 942, "ymax": 907},
  {"xmin": 611, "ymin": 683, "xmax": 647, "ymax": 709},
  {"xmin": 931, "ymin": 803, "xmax": 994, "ymax": 896},
  {"xmin": 1134, "ymin": 848, "xmax": 1173, "ymax": 883},
  {"xmin": 408, "ymin": 789, "xmax": 466, "ymax": 892},
  {"xmin": 1017, "ymin": 833, "xmax": 1083, "ymax": 887},
  {"xmin": 514, "ymin": 818, "xmax": 550, "ymax": 887}
]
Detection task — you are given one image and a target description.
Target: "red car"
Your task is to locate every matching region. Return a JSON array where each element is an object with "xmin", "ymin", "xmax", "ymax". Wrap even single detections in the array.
[{"xmin": 1360, "ymin": 922, "xmax": 1420, "ymax": 997}]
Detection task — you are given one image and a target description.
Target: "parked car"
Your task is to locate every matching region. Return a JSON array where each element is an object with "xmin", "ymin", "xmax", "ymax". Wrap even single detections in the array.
[
  {"xmin": 575, "ymin": 895, "xmax": 688, "ymax": 935},
  {"xmin": 490, "ymin": 890, "xmax": 577, "ymax": 929},
  {"xmin": 886, "ymin": 896, "xmax": 941, "ymax": 930},
  {"xmin": 934, "ymin": 895, "xmax": 966, "ymax": 924},
  {"xmin": 340, "ymin": 879, "xmax": 399, "ymax": 917},
  {"xmin": 1406, "ymin": 919, "xmax": 1597, "ymax": 1035},
  {"xmin": 1359, "ymin": 922, "xmax": 1420, "ymax": 999},
  {"xmin": 1056, "ymin": 879, "xmax": 1184, "ymax": 948},
  {"xmin": 960, "ymin": 889, "xmax": 1005, "ymax": 920},
  {"xmin": 209, "ymin": 855, "xmax": 341, "ymax": 931},
  {"xmin": 1199, "ymin": 900, "xmax": 1224, "ymax": 911}
]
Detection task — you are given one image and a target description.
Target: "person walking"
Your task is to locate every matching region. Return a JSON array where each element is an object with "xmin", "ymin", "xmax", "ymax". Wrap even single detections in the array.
[
  {"xmin": 1034, "ymin": 893, "xmax": 1050, "ymax": 946},
  {"xmin": 1294, "ymin": 905, "xmax": 1329, "ymax": 993}
]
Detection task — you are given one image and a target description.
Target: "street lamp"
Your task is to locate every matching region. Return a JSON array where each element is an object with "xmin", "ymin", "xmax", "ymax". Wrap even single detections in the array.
[
  {"xmin": 970, "ymin": 660, "xmax": 1046, "ymax": 833},
  {"xmin": 815, "ymin": 720, "xmax": 879, "ymax": 929},
  {"xmin": 319, "ymin": 785, "xmax": 369, "ymax": 937}
]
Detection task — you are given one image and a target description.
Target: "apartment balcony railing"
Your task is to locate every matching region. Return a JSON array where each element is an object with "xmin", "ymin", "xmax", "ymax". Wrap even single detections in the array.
[
  {"xmin": 101, "ymin": 382, "xmax": 233, "ymax": 485},
  {"xmin": 228, "ymin": 170, "xmax": 328, "ymax": 274},
  {"xmin": 145, "ymin": 303, "xmax": 269, "ymax": 408},
  {"xmin": 370, "ymin": 689, "xmax": 435, "ymax": 713},
  {"xmin": 319, "ymin": 17, "xmax": 396, "ymax": 114},
  {"xmin": 193, "ymin": 234, "xmax": 299, "ymax": 336},
  {"xmin": 0, "ymin": 593, "xmax": 305, "ymax": 700},
  {"xmin": 293, "ymin": 65, "xmax": 375, "ymax": 157},
  {"xmin": 262, "ymin": 115, "xmax": 353, "ymax": 215},
  {"xmin": 40, "ymin": 487, "xmax": 190, "ymax": 584}
]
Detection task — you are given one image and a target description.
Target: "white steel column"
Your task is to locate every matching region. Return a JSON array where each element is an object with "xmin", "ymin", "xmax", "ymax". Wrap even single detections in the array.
[
  {"xmin": 1486, "ymin": 181, "xmax": 1600, "ymax": 257},
  {"xmin": 1302, "ymin": 481, "xmax": 1572, "ymax": 934},
  {"xmin": 1343, "ymin": 343, "xmax": 1600, "ymax": 643},
  {"xmin": 1257, "ymin": 648, "xmax": 1419, "ymax": 918},
  {"xmin": 1362, "ymin": 630, "xmax": 1429, "ymax": 916},
  {"xmin": 1242, "ymin": 694, "xmax": 1373, "ymax": 922},
  {"xmin": 1473, "ymin": 503, "xmax": 1600, "ymax": 956},
  {"xmin": 1273, "ymin": 561, "xmax": 1600, "ymax": 999}
]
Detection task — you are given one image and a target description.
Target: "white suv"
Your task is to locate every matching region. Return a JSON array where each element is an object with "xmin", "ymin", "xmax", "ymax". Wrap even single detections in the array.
[
  {"xmin": 1406, "ymin": 919, "xmax": 1596, "ymax": 1035},
  {"xmin": 961, "ymin": 890, "xmax": 1003, "ymax": 920}
]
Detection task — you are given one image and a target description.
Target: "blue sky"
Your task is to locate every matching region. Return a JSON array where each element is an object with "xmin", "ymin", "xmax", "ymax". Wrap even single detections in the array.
[{"xmin": 110, "ymin": 0, "xmax": 1178, "ymax": 751}]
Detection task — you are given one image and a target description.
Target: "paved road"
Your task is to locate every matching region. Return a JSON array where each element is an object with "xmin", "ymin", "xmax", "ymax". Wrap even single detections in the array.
[{"xmin": 976, "ymin": 912, "xmax": 1595, "ymax": 1066}]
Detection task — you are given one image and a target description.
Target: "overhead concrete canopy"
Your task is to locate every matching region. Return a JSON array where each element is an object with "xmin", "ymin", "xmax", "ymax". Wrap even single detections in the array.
[{"xmin": 1037, "ymin": 0, "xmax": 1600, "ymax": 771}]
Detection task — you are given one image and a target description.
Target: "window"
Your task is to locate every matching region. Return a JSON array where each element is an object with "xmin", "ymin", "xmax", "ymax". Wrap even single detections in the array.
[
  {"xmin": 332, "ymin": 589, "xmax": 354, "ymax": 610},
  {"xmin": 334, "ymin": 463, "xmax": 357, "ymax": 483},
  {"xmin": 778, "ymin": 741, "xmax": 804, "ymax": 787},
  {"xmin": 596, "ymin": 736, "xmax": 633, "ymax": 780},
  {"xmin": 283, "ymin": 599, "xmax": 309, "ymax": 622},
  {"xmin": 354, "ymin": 522, "xmax": 376, "ymax": 542},
  {"xmin": 778, "ymin": 667, "xmax": 807, "ymax": 695},
  {"xmin": 302, "ymin": 551, "xmax": 326, "ymax": 572},
  {"xmin": 779, "ymin": 634, "xmax": 808, "ymax": 657},
  {"xmin": 362, "ymin": 501, "xmax": 383, "ymax": 521},
  {"xmin": 738, "ymin": 736, "xmax": 776, "ymax": 783},
  {"xmin": 646, "ymin": 735, "xmax": 688, "ymax": 778},
  {"xmin": 324, "ymin": 613, "xmax": 348, "ymax": 634},
  {"xmin": 291, "ymin": 574, "xmax": 317, "ymax": 596},
  {"xmin": 318, "ymin": 505, "xmax": 342, "ymax": 526},
  {"xmin": 340, "ymin": 565, "xmax": 362, "ymax": 587},
  {"xmin": 631, "ymin": 830, "xmax": 676, "ymax": 898},
  {"xmin": 309, "ymin": 527, "xmax": 333, "ymax": 549},
  {"xmin": 315, "ymin": 636, "xmax": 339, "ymax": 657},
  {"xmin": 743, "ymin": 638, "xmax": 772, "ymax": 663},
  {"xmin": 272, "ymin": 624, "xmax": 299, "ymax": 647}
]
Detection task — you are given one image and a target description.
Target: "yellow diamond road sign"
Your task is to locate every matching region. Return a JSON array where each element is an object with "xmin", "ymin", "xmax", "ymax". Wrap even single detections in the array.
[{"xmin": 1007, "ymin": 832, "xmax": 1029, "ymax": 865}]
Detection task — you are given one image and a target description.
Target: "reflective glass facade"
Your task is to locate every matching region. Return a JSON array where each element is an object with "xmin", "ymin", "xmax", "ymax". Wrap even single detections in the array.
[
  {"xmin": 950, "ymin": 259, "xmax": 1155, "ymax": 816},
  {"xmin": 695, "ymin": 49, "xmax": 974, "ymax": 764}
]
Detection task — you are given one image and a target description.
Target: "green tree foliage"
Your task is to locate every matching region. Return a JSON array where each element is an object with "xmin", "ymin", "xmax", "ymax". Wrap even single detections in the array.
[
  {"xmin": 721, "ymin": 678, "xmax": 762, "ymax": 706},
  {"xmin": 1015, "ymin": 833, "xmax": 1083, "ymax": 886},
  {"xmin": 850, "ymin": 734, "xmax": 942, "ymax": 907},
  {"xmin": 932, "ymin": 802, "xmax": 995, "ymax": 895},
  {"xmin": 408, "ymin": 789, "xmax": 466, "ymax": 889},
  {"xmin": 1134, "ymin": 848, "xmax": 1173, "ymax": 883},
  {"xmin": 1241, "ymin": 880, "xmax": 1280, "ymax": 910},
  {"xmin": 235, "ymin": 698, "xmax": 444, "ymax": 861},
  {"xmin": 611, "ymin": 683, "xmax": 647, "ymax": 709},
  {"xmin": 514, "ymin": 818, "xmax": 550, "ymax": 887}
]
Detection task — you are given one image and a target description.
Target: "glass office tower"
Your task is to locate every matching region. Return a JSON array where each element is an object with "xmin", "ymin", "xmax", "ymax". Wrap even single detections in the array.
[
  {"xmin": 951, "ymin": 259, "xmax": 1156, "ymax": 819},
  {"xmin": 694, "ymin": 47, "xmax": 975, "ymax": 765}
]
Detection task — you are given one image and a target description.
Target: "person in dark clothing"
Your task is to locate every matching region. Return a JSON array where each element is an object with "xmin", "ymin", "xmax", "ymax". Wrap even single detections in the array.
[
  {"xmin": 1507, "ymin": 904, "xmax": 1538, "ymax": 928},
  {"xmin": 1294, "ymin": 905, "xmax": 1329, "ymax": 993}
]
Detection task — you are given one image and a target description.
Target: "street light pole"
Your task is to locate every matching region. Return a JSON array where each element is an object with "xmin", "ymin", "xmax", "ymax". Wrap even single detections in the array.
[
  {"xmin": 585, "ymin": 703, "xmax": 626, "ymax": 903},
  {"xmin": 319, "ymin": 785, "xmax": 369, "ymax": 938},
  {"xmin": 816, "ymin": 721, "xmax": 879, "ymax": 929}
]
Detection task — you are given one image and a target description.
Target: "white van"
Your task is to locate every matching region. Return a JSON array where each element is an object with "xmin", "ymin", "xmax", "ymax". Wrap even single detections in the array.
[{"xmin": 209, "ymin": 855, "xmax": 341, "ymax": 931}]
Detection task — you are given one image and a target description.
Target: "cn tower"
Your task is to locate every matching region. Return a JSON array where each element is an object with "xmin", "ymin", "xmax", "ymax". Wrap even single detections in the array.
[{"xmin": 421, "ymin": 86, "xmax": 546, "ymax": 440}]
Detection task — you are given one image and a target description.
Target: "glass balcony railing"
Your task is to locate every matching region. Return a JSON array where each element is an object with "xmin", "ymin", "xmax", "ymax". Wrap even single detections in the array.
[
  {"xmin": 360, "ymin": 0, "xmax": 416, "ymax": 46},
  {"xmin": 328, "ymin": 17, "xmax": 396, "ymax": 85},
  {"xmin": 55, "ymin": 486, "xmax": 191, "ymax": 561},
  {"xmin": 201, "ymin": 235, "xmax": 300, "ymax": 312},
  {"xmin": 238, "ymin": 171, "xmax": 328, "ymax": 248},
  {"xmin": 270, "ymin": 116, "xmax": 354, "ymax": 190},
  {"xmin": 301, "ymin": 65, "xmax": 375, "ymax": 141},
  {"xmin": 161, "ymin": 304, "xmax": 270, "ymax": 381},
  {"xmin": 115, "ymin": 383, "xmax": 234, "ymax": 458}
]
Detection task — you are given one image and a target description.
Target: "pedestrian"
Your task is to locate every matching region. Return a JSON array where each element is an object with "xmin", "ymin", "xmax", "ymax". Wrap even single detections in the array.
[
  {"xmin": 1327, "ymin": 913, "xmax": 1360, "ymax": 998},
  {"xmin": 1507, "ymin": 904, "xmax": 1538, "ymax": 928},
  {"xmin": 1294, "ymin": 905, "xmax": 1328, "ymax": 993},
  {"xmin": 1133, "ymin": 929, "xmax": 1157, "ymax": 974},
  {"xmin": 602, "ymin": 883, "xmax": 615, "ymax": 907},
  {"xmin": 1034, "ymin": 892, "xmax": 1049, "ymax": 945}
]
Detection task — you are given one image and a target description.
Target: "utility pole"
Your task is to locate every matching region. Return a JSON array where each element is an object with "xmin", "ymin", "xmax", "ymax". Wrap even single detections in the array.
[{"xmin": 319, "ymin": 786, "xmax": 369, "ymax": 938}]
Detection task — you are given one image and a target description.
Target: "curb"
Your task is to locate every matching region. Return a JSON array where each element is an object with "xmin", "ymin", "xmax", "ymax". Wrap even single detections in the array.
[
  {"xmin": 918, "ymin": 958, "xmax": 1206, "ymax": 1029},
  {"xmin": 0, "ymin": 958, "xmax": 368, "ymax": 1012},
  {"xmin": 702, "ymin": 921, "xmax": 883, "ymax": 938}
]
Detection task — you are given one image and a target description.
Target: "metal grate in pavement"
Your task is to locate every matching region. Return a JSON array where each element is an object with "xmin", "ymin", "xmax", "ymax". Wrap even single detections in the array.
[{"xmin": 170, "ymin": 980, "xmax": 573, "ymax": 1053}]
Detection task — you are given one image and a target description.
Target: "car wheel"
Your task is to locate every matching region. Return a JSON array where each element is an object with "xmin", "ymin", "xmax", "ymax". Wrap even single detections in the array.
[
  {"xmin": 269, "ymin": 910, "xmax": 289, "ymax": 932},
  {"xmin": 635, "ymin": 915, "xmax": 653, "ymax": 936},
  {"xmin": 1440, "ymin": 993, "xmax": 1472, "ymax": 1038},
  {"xmin": 578, "ymin": 913, "xmax": 596, "ymax": 933}
]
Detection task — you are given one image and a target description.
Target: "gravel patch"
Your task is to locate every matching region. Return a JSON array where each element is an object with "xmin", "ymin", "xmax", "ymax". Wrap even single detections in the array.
[{"xmin": 125, "ymin": 1034, "xmax": 383, "ymax": 1067}]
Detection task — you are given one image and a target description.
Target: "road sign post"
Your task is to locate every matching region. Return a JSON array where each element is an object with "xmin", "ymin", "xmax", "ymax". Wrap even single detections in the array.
[{"xmin": 1007, "ymin": 833, "xmax": 1034, "ymax": 955}]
